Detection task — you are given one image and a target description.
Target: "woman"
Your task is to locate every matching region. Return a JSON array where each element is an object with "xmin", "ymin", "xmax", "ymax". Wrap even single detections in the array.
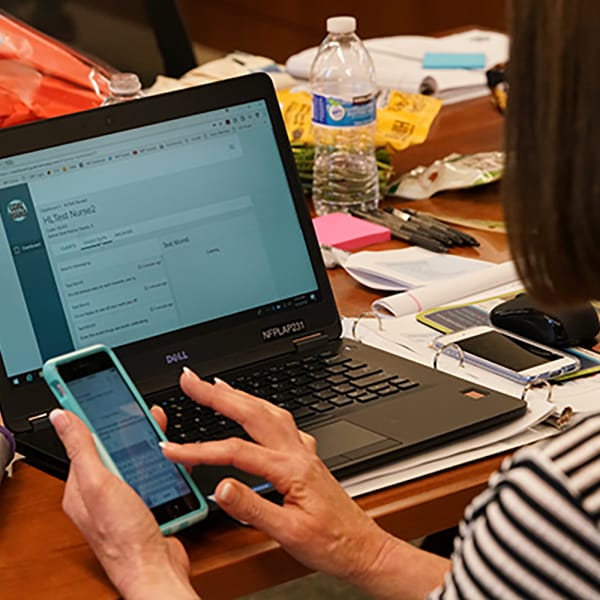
[{"xmin": 50, "ymin": 1, "xmax": 599, "ymax": 598}]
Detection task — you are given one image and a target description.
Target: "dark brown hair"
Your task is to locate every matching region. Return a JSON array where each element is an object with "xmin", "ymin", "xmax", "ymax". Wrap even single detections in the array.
[{"xmin": 503, "ymin": 0, "xmax": 600, "ymax": 307}]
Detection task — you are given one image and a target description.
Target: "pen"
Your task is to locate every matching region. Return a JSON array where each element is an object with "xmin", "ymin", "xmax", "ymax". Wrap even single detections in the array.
[
  {"xmin": 386, "ymin": 207, "xmax": 464, "ymax": 246},
  {"xmin": 376, "ymin": 208, "xmax": 454, "ymax": 246},
  {"xmin": 377, "ymin": 210, "xmax": 451, "ymax": 252},
  {"xmin": 349, "ymin": 209, "xmax": 449, "ymax": 253},
  {"xmin": 398, "ymin": 207, "xmax": 480, "ymax": 247}
]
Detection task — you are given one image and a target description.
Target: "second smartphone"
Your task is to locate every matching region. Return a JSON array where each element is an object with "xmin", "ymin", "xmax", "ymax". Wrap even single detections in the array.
[
  {"xmin": 43, "ymin": 344, "xmax": 208, "ymax": 535},
  {"xmin": 432, "ymin": 325, "xmax": 580, "ymax": 383}
]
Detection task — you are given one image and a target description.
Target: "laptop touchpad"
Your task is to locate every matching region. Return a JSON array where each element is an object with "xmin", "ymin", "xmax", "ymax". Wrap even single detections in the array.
[{"xmin": 310, "ymin": 420, "xmax": 389, "ymax": 460}]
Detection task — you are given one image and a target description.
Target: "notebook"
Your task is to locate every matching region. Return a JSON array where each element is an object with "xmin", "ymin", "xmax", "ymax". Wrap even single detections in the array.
[{"xmin": 0, "ymin": 73, "xmax": 526, "ymax": 500}]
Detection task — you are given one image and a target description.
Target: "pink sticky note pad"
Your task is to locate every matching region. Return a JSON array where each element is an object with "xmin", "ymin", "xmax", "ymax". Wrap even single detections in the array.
[{"xmin": 312, "ymin": 212, "xmax": 391, "ymax": 251}]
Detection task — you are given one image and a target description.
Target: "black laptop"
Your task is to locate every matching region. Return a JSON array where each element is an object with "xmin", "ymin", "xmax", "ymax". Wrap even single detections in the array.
[{"xmin": 0, "ymin": 73, "xmax": 526, "ymax": 498}]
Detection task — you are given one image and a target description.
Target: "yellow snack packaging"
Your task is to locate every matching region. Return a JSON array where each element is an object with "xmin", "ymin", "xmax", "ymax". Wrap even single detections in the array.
[{"xmin": 277, "ymin": 88, "xmax": 442, "ymax": 151}]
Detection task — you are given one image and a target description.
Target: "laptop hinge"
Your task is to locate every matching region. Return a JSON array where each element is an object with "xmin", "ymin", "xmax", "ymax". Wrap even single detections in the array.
[
  {"xmin": 292, "ymin": 331, "xmax": 329, "ymax": 353},
  {"xmin": 28, "ymin": 412, "xmax": 51, "ymax": 432}
]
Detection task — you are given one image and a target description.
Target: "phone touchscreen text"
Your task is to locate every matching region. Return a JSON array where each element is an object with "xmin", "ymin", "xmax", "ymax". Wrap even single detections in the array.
[{"xmin": 58, "ymin": 354, "xmax": 201, "ymax": 525}]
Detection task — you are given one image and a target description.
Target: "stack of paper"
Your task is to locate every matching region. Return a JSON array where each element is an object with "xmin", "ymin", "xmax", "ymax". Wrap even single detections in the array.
[
  {"xmin": 338, "ymin": 246, "xmax": 492, "ymax": 292},
  {"xmin": 371, "ymin": 260, "xmax": 518, "ymax": 316},
  {"xmin": 286, "ymin": 29, "xmax": 508, "ymax": 104}
]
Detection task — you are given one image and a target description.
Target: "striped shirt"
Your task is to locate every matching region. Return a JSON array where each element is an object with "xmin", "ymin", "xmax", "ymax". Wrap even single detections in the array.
[{"xmin": 429, "ymin": 413, "xmax": 600, "ymax": 599}]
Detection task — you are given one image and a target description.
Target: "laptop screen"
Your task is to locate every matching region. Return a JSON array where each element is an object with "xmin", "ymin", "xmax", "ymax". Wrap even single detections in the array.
[{"xmin": 0, "ymin": 99, "xmax": 318, "ymax": 383}]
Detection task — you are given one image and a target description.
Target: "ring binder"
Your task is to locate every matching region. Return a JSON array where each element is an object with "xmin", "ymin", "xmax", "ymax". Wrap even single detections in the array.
[
  {"xmin": 432, "ymin": 341, "xmax": 465, "ymax": 370},
  {"xmin": 520, "ymin": 378, "xmax": 552, "ymax": 404},
  {"xmin": 431, "ymin": 343, "xmax": 571, "ymax": 427},
  {"xmin": 351, "ymin": 311, "xmax": 383, "ymax": 342}
]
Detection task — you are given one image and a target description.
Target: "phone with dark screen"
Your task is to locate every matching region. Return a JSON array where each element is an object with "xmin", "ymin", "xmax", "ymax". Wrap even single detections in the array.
[{"xmin": 432, "ymin": 326, "xmax": 580, "ymax": 383}]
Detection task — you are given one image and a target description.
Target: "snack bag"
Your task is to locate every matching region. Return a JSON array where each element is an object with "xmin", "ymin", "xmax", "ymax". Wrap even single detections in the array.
[
  {"xmin": 277, "ymin": 87, "xmax": 442, "ymax": 151},
  {"xmin": 389, "ymin": 151, "xmax": 504, "ymax": 199},
  {"xmin": 0, "ymin": 11, "xmax": 113, "ymax": 127}
]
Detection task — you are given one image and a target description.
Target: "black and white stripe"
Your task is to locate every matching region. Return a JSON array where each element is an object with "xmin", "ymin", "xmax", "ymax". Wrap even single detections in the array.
[{"xmin": 430, "ymin": 414, "xmax": 600, "ymax": 599}]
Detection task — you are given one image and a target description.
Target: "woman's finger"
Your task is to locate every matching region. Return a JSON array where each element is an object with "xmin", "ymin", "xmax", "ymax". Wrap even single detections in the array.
[
  {"xmin": 161, "ymin": 437, "xmax": 310, "ymax": 495},
  {"xmin": 180, "ymin": 368, "xmax": 304, "ymax": 451},
  {"xmin": 150, "ymin": 405, "xmax": 168, "ymax": 432},
  {"xmin": 213, "ymin": 478, "xmax": 292, "ymax": 540},
  {"xmin": 299, "ymin": 430, "xmax": 318, "ymax": 453}
]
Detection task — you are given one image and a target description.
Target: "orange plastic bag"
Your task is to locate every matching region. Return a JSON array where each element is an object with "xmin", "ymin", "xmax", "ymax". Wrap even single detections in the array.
[{"xmin": 0, "ymin": 11, "xmax": 113, "ymax": 127}]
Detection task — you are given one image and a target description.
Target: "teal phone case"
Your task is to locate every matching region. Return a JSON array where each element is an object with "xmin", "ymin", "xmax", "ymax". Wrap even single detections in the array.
[{"xmin": 43, "ymin": 343, "xmax": 208, "ymax": 534}]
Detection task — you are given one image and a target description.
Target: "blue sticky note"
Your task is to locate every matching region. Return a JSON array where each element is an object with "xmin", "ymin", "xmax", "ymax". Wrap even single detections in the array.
[{"xmin": 422, "ymin": 52, "xmax": 486, "ymax": 69}]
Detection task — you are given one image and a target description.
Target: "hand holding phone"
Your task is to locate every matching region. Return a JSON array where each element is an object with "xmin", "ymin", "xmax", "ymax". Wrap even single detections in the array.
[
  {"xmin": 432, "ymin": 325, "xmax": 580, "ymax": 383},
  {"xmin": 43, "ymin": 344, "xmax": 208, "ymax": 534}
]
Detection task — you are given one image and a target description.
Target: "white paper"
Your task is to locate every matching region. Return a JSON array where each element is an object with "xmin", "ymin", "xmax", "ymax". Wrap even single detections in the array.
[
  {"xmin": 372, "ymin": 261, "xmax": 518, "ymax": 317},
  {"xmin": 285, "ymin": 29, "xmax": 509, "ymax": 104},
  {"xmin": 341, "ymin": 247, "xmax": 491, "ymax": 291},
  {"xmin": 341, "ymin": 424, "xmax": 557, "ymax": 498}
]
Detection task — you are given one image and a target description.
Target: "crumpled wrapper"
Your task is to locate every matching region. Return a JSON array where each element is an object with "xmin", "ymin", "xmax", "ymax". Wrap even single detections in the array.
[{"xmin": 389, "ymin": 151, "xmax": 504, "ymax": 199}]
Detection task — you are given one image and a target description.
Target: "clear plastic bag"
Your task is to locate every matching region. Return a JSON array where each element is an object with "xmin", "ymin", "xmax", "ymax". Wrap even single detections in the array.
[{"xmin": 0, "ymin": 11, "xmax": 113, "ymax": 127}]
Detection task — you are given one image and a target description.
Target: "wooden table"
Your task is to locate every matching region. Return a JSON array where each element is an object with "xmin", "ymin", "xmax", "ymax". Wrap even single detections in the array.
[{"xmin": 0, "ymin": 95, "xmax": 507, "ymax": 600}]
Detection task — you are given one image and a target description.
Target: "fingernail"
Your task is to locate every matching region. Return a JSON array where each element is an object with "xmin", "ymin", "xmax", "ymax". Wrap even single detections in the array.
[
  {"xmin": 213, "ymin": 377, "xmax": 230, "ymax": 387},
  {"xmin": 182, "ymin": 366, "xmax": 192, "ymax": 376},
  {"xmin": 158, "ymin": 441, "xmax": 175, "ymax": 450},
  {"xmin": 217, "ymin": 481, "xmax": 237, "ymax": 504},
  {"xmin": 49, "ymin": 409, "xmax": 71, "ymax": 434}
]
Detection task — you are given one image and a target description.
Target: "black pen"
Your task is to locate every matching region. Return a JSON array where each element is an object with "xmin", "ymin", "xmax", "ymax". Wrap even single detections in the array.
[
  {"xmin": 349, "ymin": 209, "xmax": 449, "ymax": 253},
  {"xmin": 399, "ymin": 207, "xmax": 480, "ymax": 247},
  {"xmin": 376, "ymin": 208, "xmax": 454, "ymax": 246},
  {"xmin": 385, "ymin": 207, "xmax": 464, "ymax": 245}
]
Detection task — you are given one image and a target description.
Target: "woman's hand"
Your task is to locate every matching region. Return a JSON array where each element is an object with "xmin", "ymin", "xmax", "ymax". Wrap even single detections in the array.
[
  {"xmin": 50, "ymin": 409, "xmax": 199, "ymax": 600},
  {"xmin": 159, "ymin": 368, "xmax": 449, "ymax": 598}
]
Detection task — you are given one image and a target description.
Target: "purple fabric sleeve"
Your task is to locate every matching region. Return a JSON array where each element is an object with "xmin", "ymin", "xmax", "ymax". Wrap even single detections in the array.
[{"xmin": 0, "ymin": 426, "xmax": 16, "ymax": 465}]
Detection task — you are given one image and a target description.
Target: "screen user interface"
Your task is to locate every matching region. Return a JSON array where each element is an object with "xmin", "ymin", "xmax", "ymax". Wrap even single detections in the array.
[
  {"xmin": 457, "ymin": 330, "xmax": 564, "ymax": 372},
  {"xmin": 0, "ymin": 99, "xmax": 318, "ymax": 382},
  {"xmin": 62, "ymin": 360, "xmax": 198, "ymax": 514}
]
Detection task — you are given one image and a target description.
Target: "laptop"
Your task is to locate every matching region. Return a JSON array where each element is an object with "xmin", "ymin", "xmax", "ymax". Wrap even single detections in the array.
[{"xmin": 0, "ymin": 73, "xmax": 526, "ymax": 498}]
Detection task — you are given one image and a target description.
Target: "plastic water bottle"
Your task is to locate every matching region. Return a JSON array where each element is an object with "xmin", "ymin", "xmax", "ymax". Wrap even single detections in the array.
[
  {"xmin": 102, "ymin": 72, "xmax": 145, "ymax": 105},
  {"xmin": 310, "ymin": 16, "xmax": 379, "ymax": 215}
]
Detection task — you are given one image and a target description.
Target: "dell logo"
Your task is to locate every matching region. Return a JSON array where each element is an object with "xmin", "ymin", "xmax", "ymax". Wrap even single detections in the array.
[{"xmin": 165, "ymin": 350, "xmax": 189, "ymax": 365}]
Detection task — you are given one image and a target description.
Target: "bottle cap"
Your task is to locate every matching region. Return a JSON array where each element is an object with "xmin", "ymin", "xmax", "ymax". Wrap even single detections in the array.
[
  {"xmin": 326, "ymin": 16, "xmax": 356, "ymax": 34},
  {"xmin": 109, "ymin": 72, "xmax": 142, "ymax": 96}
]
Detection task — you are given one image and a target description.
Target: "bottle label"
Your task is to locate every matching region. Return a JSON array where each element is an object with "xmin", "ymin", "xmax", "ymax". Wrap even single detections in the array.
[{"xmin": 312, "ymin": 94, "xmax": 376, "ymax": 127}]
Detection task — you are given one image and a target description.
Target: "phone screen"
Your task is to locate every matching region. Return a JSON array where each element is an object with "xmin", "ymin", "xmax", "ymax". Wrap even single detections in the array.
[
  {"xmin": 58, "ymin": 353, "xmax": 200, "ymax": 524},
  {"xmin": 456, "ymin": 330, "xmax": 564, "ymax": 371}
]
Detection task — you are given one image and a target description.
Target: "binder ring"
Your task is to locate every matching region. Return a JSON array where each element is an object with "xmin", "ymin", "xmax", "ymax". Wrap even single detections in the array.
[
  {"xmin": 432, "ymin": 342, "xmax": 465, "ymax": 370},
  {"xmin": 520, "ymin": 378, "xmax": 553, "ymax": 405},
  {"xmin": 352, "ymin": 311, "xmax": 383, "ymax": 342}
]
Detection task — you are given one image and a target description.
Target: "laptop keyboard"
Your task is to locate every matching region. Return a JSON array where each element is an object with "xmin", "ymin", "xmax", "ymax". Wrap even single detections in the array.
[{"xmin": 154, "ymin": 350, "xmax": 420, "ymax": 444}]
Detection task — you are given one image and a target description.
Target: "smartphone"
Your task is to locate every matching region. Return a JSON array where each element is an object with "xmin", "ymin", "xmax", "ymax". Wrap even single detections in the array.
[
  {"xmin": 43, "ymin": 344, "xmax": 208, "ymax": 535},
  {"xmin": 432, "ymin": 325, "xmax": 580, "ymax": 383}
]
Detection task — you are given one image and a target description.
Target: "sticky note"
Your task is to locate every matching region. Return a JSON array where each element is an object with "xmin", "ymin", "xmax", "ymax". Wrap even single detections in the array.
[
  {"xmin": 312, "ymin": 212, "xmax": 390, "ymax": 251},
  {"xmin": 422, "ymin": 52, "xmax": 486, "ymax": 69}
]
